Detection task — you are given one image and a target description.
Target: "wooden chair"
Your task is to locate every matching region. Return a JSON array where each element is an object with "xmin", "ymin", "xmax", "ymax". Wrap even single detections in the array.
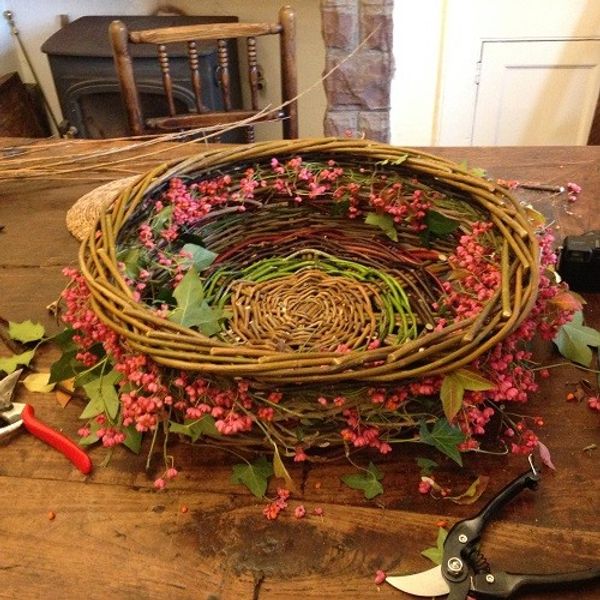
[{"xmin": 109, "ymin": 6, "xmax": 298, "ymax": 141}]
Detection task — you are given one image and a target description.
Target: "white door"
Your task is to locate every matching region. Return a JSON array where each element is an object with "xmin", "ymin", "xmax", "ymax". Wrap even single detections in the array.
[
  {"xmin": 391, "ymin": 0, "xmax": 600, "ymax": 146},
  {"xmin": 472, "ymin": 39, "xmax": 600, "ymax": 145}
]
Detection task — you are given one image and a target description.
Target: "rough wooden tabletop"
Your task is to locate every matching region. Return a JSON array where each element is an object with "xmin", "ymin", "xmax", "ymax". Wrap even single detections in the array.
[{"xmin": 0, "ymin": 139, "xmax": 599, "ymax": 600}]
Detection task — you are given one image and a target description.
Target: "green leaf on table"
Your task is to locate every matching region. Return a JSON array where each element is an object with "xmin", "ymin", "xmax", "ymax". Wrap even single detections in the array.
[
  {"xmin": 440, "ymin": 373, "xmax": 464, "ymax": 421},
  {"xmin": 446, "ymin": 475, "xmax": 490, "ymax": 505},
  {"xmin": 421, "ymin": 527, "xmax": 448, "ymax": 565},
  {"xmin": 169, "ymin": 267, "xmax": 228, "ymax": 335},
  {"xmin": 180, "ymin": 243, "xmax": 217, "ymax": 272},
  {"xmin": 8, "ymin": 320, "xmax": 45, "ymax": 343},
  {"xmin": 416, "ymin": 457, "xmax": 439, "ymax": 476},
  {"xmin": 169, "ymin": 415, "xmax": 219, "ymax": 442},
  {"xmin": 80, "ymin": 370, "xmax": 122, "ymax": 420},
  {"xmin": 0, "ymin": 349, "xmax": 35, "ymax": 374},
  {"xmin": 231, "ymin": 456, "xmax": 274, "ymax": 498},
  {"xmin": 424, "ymin": 211, "xmax": 461, "ymax": 236},
  {"xmin": 122, "ymin": 425, "xmax": 143, "ymax": 454},
  {"xmin": 553, "ymin": 310, "xmax": 600, "ymax": 366},
  {"xmin": 341, "ymin": 462, "xmax": 384, "ymax": 500},
  {"xmin": 364, "ymin": 212, "xmax": 398, "ymax": 242},
  {"xmin": 23, "ymin": 372, "xmax": 55, "ymax": 393},
  {"xmin": 419, "ymin": 419, "xmax": 466, "ymax": 466}
]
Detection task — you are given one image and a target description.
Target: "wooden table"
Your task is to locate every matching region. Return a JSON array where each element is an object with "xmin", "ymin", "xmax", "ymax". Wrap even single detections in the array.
[{"xmin": 1, "ymin": 139, "xmax": 599, "ymax": 600}]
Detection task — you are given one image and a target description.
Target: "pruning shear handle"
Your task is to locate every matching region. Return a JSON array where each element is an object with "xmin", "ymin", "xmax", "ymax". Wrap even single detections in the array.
[{"xmin": 20, "ymin": 404, "xmax": 92, "ymax": 475}]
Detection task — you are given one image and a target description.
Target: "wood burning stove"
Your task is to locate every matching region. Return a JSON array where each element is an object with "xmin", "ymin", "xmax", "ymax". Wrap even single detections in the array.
[{"xmin": 42, "ymin": 15, "xmax": 243, "ymax": 140}]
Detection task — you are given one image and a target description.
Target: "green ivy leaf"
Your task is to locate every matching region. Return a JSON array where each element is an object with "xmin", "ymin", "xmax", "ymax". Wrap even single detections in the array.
[
  {"xmin": 117, "ymin": 247, "xmax": 141, "ymax": 279},
  {"xmin": 416, "ymin": 457, "xmax": 439, "ymax": 476},
  {"xmin": 454, "ymin": 368, "xmax": 495, "ymax": 391},
  {"xmin": 152, "ymin": 205, "xmax": 173, "ymax": 231},
  {"xmin": 231, "ymin": 456, "xmax": 274, "ymax": 498},
  {"xmin": 169, "ymin": 267, "xmax": 228, "ymax": 335},
  {"xmin": 421, "ymin": 527, "xmax": 448, "ymax": 565},
  {"xmin": 341, "ymin": 462, "xmax": 384, "ymax": 500},
  {"xmin": 364, "ymin": 212, "xmax": 398, "ymax": 242},
  {"xmin": 51, "ymin": 328, "xmax": 77, "ymax": 352},
  {"xmin": 79, "ymin": 421, "xmax": 101, "ymax": 447},
  {"xmin": 440, "ymin": 373, "xmax": 464, "ymax": 421},
  {"xmin": 49, "ymin": 349, "xmax": 79, "ymax": 384},
  {"xmin": 169, "ymin": 415, "xmax": 219, "ymax": 442},
  {"xmin": 425, "ymin": 211, "xmax": 461, "ymax": 236},
  {"xmin": 180, "ymin": 243, "xmax": 217, "ymax": 272},
  {"xmin": 122, "ymin": 425, "xmax": 142, "ymax": 454},
  {"xmin": 8, "ymin": 320, "xmax": 45, "ymax": 343},
  {"xmin": 419, "ymin": 419, "xmax": 466, "ymax": 466},
  {"xmin": 554, "ymin": 310, "xmax": 600, "ymax": 366},
  {"xmin": 0, "ymin": 349, "xmax": 35, "ymax": 374},
  {"xmin": 81, "ymin": 370, "xmax": 121, "ymax": 420}
]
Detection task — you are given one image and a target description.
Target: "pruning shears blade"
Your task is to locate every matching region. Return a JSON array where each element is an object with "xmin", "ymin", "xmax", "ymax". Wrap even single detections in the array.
[
  {"xmin": 386, "ymin": 565, "xmax": 450, "ymax": 597},
  {"xmin": 0, "ymin": 368, "xmax": 22, "ymax": 411}
]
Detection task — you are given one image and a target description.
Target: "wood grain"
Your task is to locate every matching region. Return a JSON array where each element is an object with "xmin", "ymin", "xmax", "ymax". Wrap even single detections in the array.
[{"xmin": 0, "ymin": 139, "xmax": 599, "ymax": 599}]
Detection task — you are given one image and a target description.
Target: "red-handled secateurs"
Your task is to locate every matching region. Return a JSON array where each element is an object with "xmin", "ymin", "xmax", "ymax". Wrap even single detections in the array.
[{"xmin": 0, "ymin": 369, "xmax": 92, "ymax": 474}]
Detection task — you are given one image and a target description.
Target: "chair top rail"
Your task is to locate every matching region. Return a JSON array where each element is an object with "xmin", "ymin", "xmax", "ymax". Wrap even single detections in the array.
[{"xmin": 129, "ymin": 22, "xmax": 282, "ymax": 45}]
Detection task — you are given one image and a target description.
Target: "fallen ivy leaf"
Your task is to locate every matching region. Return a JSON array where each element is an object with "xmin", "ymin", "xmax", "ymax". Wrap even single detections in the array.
[
  {"xmin": 231, "ymin": 456, "xmax": 274, "ymax": 498},
  {"xmin": 416, "ymin": 457, "xmax": 439, "ymax": 475},
  {"xmin": 421, "ymin": 527, "xmax": 448, "ymax": 565},
  {"xmin": 549, "ymin": 290, "xmax": 584, "ymax": 313},
  {"xmin": 23, "ymin": 372, "xmax": 55, "ymax": 394},
  {"xmin": 272, "ymin": 444, "xmax": 295, "ymax": 491},
  {"xmin": 8, "ymin": 320, "xmax": 45, "ymax": 343},
  {"xmin": 0, "ymin": 349, "xmax": 35, "ymax": 374},
  {"xmin": 341, "ymin": 462, "xmax": 384, "ymax": 500},
  {"xmin": 554, "ymin": 311, "xmax": 600, "ymax": 366},
  {"xmin": 419, "ymin": 419, "xmax": 466, "ymax": 466},
  {"xmin": 446, "ymin": 475, "xmax": 490, "ymax": 505},
  {"xmin": 55, "ymin": 378, "xmax": 75, "ymax": 407}
]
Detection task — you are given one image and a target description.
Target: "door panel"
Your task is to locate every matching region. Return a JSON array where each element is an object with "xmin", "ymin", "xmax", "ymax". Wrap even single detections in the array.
[{"xmin": 472, "ymin": 40, "xmax": 600, "ymax": 145}]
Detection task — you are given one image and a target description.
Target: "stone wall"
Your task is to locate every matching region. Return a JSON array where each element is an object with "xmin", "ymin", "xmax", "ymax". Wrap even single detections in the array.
[{"xmin": 321, "ymin": 0, "xmax": 393, "ymax": 142}]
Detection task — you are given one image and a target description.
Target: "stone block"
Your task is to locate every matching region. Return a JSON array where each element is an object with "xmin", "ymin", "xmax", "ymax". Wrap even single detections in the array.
[
  {"xmin": 358, "ymin": 110, "xmax": 390, "ymax": 142},
  {"xmin": 321, "ymin": 0, "xmax": 359, "ymax": 50},
  {"xmin": 324, "ymin": 49, "xmax": 392, "ymax": 110},
  {"xmin": 360, "ymin": 0, "xmax": 394, "ymax": 51},
  {"xmin": 323, "ymin": 110, "xmax": 359, "ymax": 137}
]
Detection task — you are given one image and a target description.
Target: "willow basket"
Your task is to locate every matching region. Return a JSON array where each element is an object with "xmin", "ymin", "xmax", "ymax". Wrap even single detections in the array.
[{"xmin": 78, "ymin": 138, "xmax": 540, "ymax": 385}]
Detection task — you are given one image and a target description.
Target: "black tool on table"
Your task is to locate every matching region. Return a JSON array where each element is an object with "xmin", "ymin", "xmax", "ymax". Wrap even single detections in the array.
[{"xmin": 386, "ymin": 461, "xmax": 600, "ymax": 599}]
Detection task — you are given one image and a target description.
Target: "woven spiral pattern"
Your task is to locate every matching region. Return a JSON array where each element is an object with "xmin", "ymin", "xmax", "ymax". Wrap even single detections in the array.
[
  {"xmin": 229, "ymin": 268, "xmax": 388, "ymax": 352},
  {"xmin": 78, "ymin": 138, "xmax": 540, "ymax": 384}
]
